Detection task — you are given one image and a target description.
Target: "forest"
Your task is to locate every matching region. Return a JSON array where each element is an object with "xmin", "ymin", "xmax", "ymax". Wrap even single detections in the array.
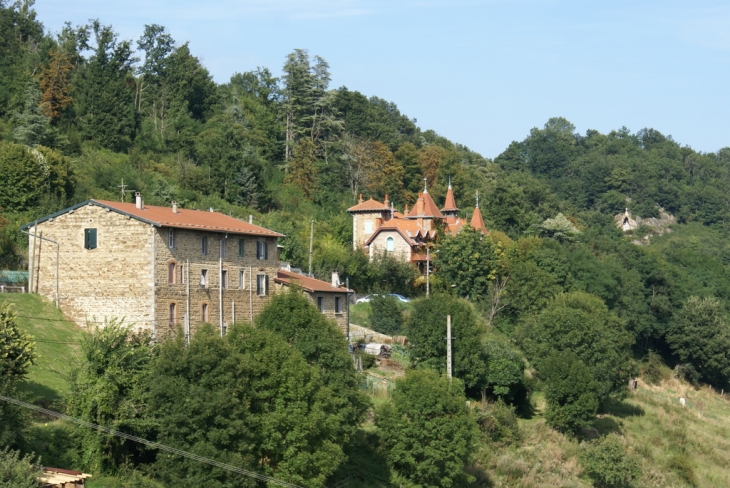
[{"xmin": 2, "ymin": 1, "xmax": 730, "ymax": 486}]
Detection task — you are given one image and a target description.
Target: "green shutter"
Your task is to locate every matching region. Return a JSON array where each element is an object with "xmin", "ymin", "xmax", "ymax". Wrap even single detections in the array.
[
  {"xmin": 84, "ymin": 229, "xmax": 97, "ymax": 249},
  {"xmin": 238, "ymin": 239, "xmax": 244, "ymax": 257}
]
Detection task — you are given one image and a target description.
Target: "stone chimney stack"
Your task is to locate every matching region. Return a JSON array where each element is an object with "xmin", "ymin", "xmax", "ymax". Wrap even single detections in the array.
[
  {"xmin": 135, "ymin": 192, "xmax": 144, "ymax": 210},
  {"xmin": 249, "ymin": 214, "xmax": 253, "ymax": 224},
  {"xmin": 358, "ymin": 194, "xmax": 364, "ymax": 204},
  {"xmin": 172, "ymin": 201, "xmax": 178, "ymax": 214}
]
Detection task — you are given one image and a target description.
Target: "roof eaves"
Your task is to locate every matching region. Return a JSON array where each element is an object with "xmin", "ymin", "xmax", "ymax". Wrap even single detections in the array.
[{"xmin": 90, "ymin": 200, "xmax": 162, "ymax": 227}]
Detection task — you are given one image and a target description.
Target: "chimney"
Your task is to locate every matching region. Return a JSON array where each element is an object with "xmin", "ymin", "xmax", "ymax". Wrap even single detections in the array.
[
  {"xmin": 249, "ymin": 214, "xmax": 253, "ymax": 224},
  {"xmin": 209, "ymin": 207, "xmax": 214, "ymax": 212},
  {"xmin": 172, "ymin": 201, "xmax": 178, "ymax": 214},
  {"xmin": 135, "ymin": 192, "xmax": 143, "ymax": 210},
  {"xmin": 331, "ymin": 271, "xmax": 340, "ymax": 287},
  {"xmin": 358, "ymin": 194, "xmax": 363, "ymax": 204},
  {"xmin": 384, "ymin": 194, "xmax": 390, "ymax": 207}
]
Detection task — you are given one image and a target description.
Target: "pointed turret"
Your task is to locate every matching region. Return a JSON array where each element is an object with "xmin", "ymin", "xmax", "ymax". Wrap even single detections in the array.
[
  {"xmin": 470, "ymin": 191, "xmax": 487, "ymax": 234},
  {"xmin": 441, "ymin": 177, "xmax": 459, "ymax": 217}
]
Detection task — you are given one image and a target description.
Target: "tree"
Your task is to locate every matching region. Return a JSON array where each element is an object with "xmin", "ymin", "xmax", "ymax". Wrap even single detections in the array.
[
  {"xmin": 147, "ymin": 324, "xmax": 346, "ymax": 487},
  {"xmin": 364, "ymin": 141, "xmax": 405, "ymax": 203},
  {"xmin": 666, "ymin": 296, "xmax": 730, "ymax": 387},
  {"xmin": 0, "ymin": 302, "xmax": 36, "ymax": 446},
  {"xmin": 0, "ymin": 448, "xmax": 41, "ymax": 488},
  {"xmin": 285, "ymin": 138, "xmax": 319, "ymax": 198},
  {"xmin": 519, "ymin": 292, "xmax": 634, "ymax": 400},
  {"xmin": 255, "ymin": 289, "xmax": 369, "ymax": 430},
  {"xmin": 395, "ymin": 142, "xmax": 423, "ymax": 198},
  {"xmin": 65, "ymin": 320, "xmax": 155, "ymax": 473},
  {"xmin": 407, "ymin": 294, "xmax": 487, "ymax": 391},
  {"xmin": 375, "ymin": 369, "xmax": 476, "ymax": 487},
  {"xmin": 369, "ymin": 295, "xmax": 404, "ymax": 336},
  {"xmin": 418, "ymin": 145, "xmax": 443, "ymax": 186},
  {"xmin": 75, "ymin": 21, "xmax": 136, "ymax": 150},
  {"xmin": 11, "ymin": 82, "xmax": 63, "ymax": 148},
  {"xmin": 530, "ymin": 213, "xmax": 581, "ymax": 241},
  {"xmin": 434, "ymin": 225, "xmax": 500, "ymax": 302},
  {"xmin": 38, "ymin": 49, "xmax": 74, "ymax": 119},
  {"xmin": 541, "ymin": 351, "xmax": 600, "ymax": 435},
  {"xmin": 483, "ymin": 340, "xmax": 524, "ymax": 399}
]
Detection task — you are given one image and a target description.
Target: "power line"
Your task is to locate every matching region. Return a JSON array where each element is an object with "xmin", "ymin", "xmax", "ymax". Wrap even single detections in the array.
[{"xmin": 0, "ymin": 394, "xmax": 303, "ymax": 488}]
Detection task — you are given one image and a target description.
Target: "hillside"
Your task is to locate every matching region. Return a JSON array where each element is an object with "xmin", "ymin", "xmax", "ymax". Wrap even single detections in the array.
[{"xmin": 1, "ymin": 294, "xmax": 83, "ymax": 402}]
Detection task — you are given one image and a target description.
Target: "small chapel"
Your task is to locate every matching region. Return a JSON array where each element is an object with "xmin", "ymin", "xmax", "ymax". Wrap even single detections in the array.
[{"xmin": 347, "ymin": 182, "xmax": 486, "ymax": 274}]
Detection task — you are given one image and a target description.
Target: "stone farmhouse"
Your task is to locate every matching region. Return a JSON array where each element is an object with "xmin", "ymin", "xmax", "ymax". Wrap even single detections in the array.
[
  {"xmin": 22, "ymin": 195, "xmax": 350, "ymax": 337},
  {"xmin": 347, "ymin": 182, "xmax": 486, "ymax": 274}
]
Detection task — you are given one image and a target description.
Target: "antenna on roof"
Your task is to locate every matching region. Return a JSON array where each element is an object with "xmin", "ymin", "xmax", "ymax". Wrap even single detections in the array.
[
  {"xmin": 423, "ymin": 178, "xmax": 428, "ymax": 193},
  {"xmin": 117, "ymin": 178, "xmax": 136, "ymax": 202},
  {"xmin": 475, "ymin": 190, "xmax": 479, "ymax": 209}
]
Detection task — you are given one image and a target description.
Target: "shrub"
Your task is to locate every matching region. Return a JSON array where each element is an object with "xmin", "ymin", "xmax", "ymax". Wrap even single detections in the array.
[
  {"xmin": 580, "ymin": 433, "xmax": 641, "ymax": 488},
  {"xmin": 0, "ymin": 448, "xmax": 41, "ymax": 488},
  {"xmin": 640, "ymin": 351, "xmax": 670, "ymax": 385},
  {"xmin": 541, "ymin": 351, "xmax": 600, "ymax": 435},
  {"xmin": 475, "ymin": 400, "xmax": 521, "ymax": 446},
  {"xmin": 484, "ymin": 340, "xmax": 524, "ymax": 399},
  {"xmin": 369, "ymin": 295, "xmax": 404, "ymax": 336}
]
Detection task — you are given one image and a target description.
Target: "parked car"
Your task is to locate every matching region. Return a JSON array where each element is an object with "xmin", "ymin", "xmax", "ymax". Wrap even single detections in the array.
[
  {"xmin": 387, "ymin": 293, "xmax": 411, "ymax": 303},
  {"xmin": 355, "ymin": 294, "xmax": 377, "ymax": 304}
]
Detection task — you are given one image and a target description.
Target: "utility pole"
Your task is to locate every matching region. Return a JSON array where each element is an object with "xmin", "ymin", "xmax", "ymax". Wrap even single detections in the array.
[
  {"xmin": 426, "ymin": 246, "xmax": 431, "ymax": 297},
  {"xmin": 308, "ymin": 220, "xmax": 314, "ymax": 277},
  {"xmin": 446, "ymin": 314, "xmax": 452, "ymax": 381}
]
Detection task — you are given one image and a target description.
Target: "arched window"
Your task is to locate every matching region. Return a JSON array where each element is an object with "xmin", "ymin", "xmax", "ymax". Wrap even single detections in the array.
[
  {"xmin": 168, "ymin": 262, "xmax": 177, "ymax": 284},
  {"xmin": 386, "ymin": 237, "xmax": 395, "ymax": 252}
]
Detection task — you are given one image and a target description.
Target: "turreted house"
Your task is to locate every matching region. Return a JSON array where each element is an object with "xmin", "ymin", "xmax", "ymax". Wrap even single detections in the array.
[
  {"xmin": 347, "ymin": 183, "xmax": 487, "ymax": 273},
  {"xmin": 22, "ymin": 195, "xmax": 351, "ymax": 337}
]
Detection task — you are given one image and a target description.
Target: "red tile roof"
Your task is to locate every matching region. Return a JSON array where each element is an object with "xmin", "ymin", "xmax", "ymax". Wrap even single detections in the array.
[
  {"xmin": 275, "ymin": 270, "xmax": 348, "ymax": 293},
  {"xmin": 470, "ymin": 206, "xmax": 487, "ymax": 233},
  {"xmin": 441, "ymin": 186, "xmax": 459, "ymax": 212},
  {"xmin": 93, "ymin": 200, "xmax": 283, "ymax": 237},
  {"xmin": 347, "ymin": 197, "xmax": 389, "ymax": 213},
  {"xmin": 406, "ymin": 192, "xmax": 444, "ymax": 219}
]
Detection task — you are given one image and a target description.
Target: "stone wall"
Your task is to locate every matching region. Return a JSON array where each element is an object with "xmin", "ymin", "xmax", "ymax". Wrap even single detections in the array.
[
  {"xmin": 368, "ymin": 229, "xmax": 412, "ymax": 262},
  {"xmin": 352, "ymin": 212, "xmax": 383, "ymax": 250},
  {"xmin": 153, "ymin": 229, "xmax": 279, "ymax": 338},
  {"xmin": 28, "ymin": 204, "xmax": 155, "ymax": 331}
]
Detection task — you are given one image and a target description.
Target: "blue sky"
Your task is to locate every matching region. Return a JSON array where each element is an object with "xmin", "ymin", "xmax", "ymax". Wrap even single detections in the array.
[{"xmin": 35, "ymin": 0, "xmax": 730, "ymax": 158}]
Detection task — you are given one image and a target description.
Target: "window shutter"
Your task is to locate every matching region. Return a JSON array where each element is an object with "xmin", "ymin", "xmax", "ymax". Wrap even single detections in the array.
[
  {"xmin": 84, "ymin": 229, "xmax": 97, "ymax": 249},
  {"xmin": 265, "ymin": 275, "xmax": 269, "ymax": 295},
  {"xmin": 264, "ymin": 240, "xmax": 269, "ymax": 260},
  {"xmin": 238, "ymin": 239, "xmax": 244, "ymax": 257}
]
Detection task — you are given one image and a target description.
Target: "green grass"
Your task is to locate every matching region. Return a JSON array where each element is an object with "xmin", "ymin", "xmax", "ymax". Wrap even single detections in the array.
[
  {"xmin": 350, "ymin": 302, "xmax": 372, "ymax": 327},
  {"xmin": 2, "ymin": 293, "xmax": 84, "ymax": 403}
]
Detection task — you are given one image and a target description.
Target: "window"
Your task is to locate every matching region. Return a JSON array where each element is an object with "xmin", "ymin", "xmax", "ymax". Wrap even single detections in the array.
[
  {"xmin": 169, "ymin": 302, "xmax": 177, "ymax": 325},
  {"xmin": 238, "ymin": 239, "xmax": 244, "ymax": 257},
  {"xmin": 168, "ymin": 229, "xmax": 175, "ymax": 249},
  {"xmin": 201, "ymin": 303, "xmax": 209, "ymax": 322},
  {"xmin": 335, "ymin": 296, "xmax": 342, "ymax": 314},
  {"xmin": 200, "ymin": 269, "xmax": 208, "ymax": 288},
  {"xmin": 386, "ymin": 237, "xmax": 395, "ymax": 252},
  {"xmin": 256, "ymin": 274, "xmax": 268, "ymax": 296},
  {"xmin": 257, "ymin": 240, "xmax": 268, "ymax": 260},
  {"xmin": 84, "ymin": 228, "xmax": 97, "ymax": 250},
  {"xmin": 221, "ymin": 270, "xmax": 228, "ymax": 289},
  {"xmin": 317, "ymin": 296, "xmax": 325, "ymax": 313},
  {"xmin": 168, "ymin": 262, "xmax": 177, "ymax": 284},
  {"xmin": 201, "ymin": 236, "xmax": 208, "ymax": 255},
  {"xmin": 239, "ymin": 270, "xmax": 246, "ymax": 289},
  {"xmin": 364, "ymin": 220, "xmax": 373, "ymax": 234}
]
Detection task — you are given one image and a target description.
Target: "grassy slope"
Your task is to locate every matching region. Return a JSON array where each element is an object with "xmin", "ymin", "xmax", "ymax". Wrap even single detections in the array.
[
  {"xmin": 1, "ymin": 293, "xmax": 83, "ymax": 403},
  {"xmin": 475, "ymin": 378, "xmax": 730, "ymax": 487}
]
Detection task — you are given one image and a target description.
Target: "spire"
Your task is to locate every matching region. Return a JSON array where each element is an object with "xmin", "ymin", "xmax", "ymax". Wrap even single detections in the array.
[
  {"xmin": 441, "ymin": 178, "xmax": 459, "ymax": 215},
  {"xmin": 423, "ymin": 178, "xmax": 428, "ymax": 193},
  {"xmin": 476, "ymin": 190, "xmax": 479, "ymax": 208},
  {"xmin": 470, "ymin": 205, "xmax": 486, "ymax": 234},
  {"xmin": 448, "ymin": 176, "xmax": 452, "ymax": 189}
]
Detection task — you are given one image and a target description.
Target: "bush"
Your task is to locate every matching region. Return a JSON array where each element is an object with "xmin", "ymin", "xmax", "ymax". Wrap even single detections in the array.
[
  {"xmin": 474, "ymin": 400, "xmax": 521, "ymax": 446},
  {"xmin": 369, "ymin": 295, "xmax": 404, "ymax": 336},
  {"xmin": 0, "ymin": 448, "xmax": 41, "ymax": 488},
  {"xmin": 541, "ymin": 351, "xmax": 600, "ymax": 435},
  {"xmin": 376, "ymin": 369, "xmax": 476, "ymax": 487},
  {"xmin": 640, "ymin": 351, "xmax": 670, "ymax": 385},
  {"xmin": 484, "ymin": 340, "xmax": 524, "ymax": 399},
  {"xmin": 580, "ymin": 433, "xmax": 641, "ymax": 488}
]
